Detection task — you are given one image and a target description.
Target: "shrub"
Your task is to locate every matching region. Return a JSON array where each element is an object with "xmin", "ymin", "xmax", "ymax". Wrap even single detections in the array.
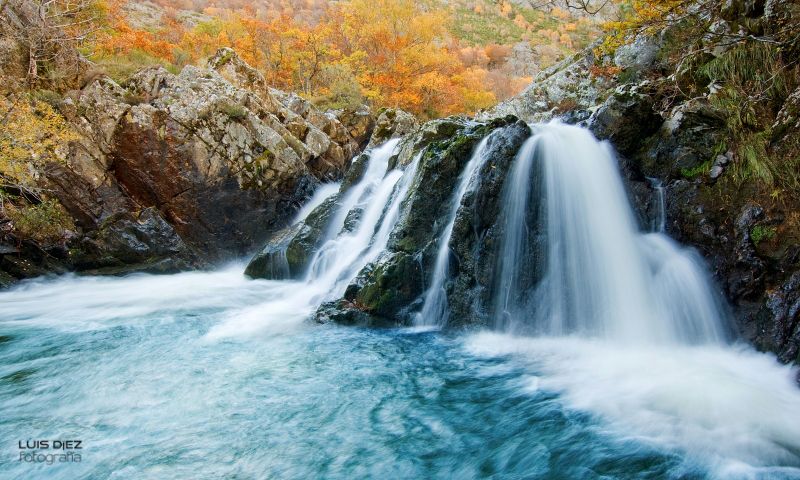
[
  {"xmin": 6, "ymin": 199, "xmax": 74, "ymax": 244},
  {"xmin": 221, "ymin": 103, "xmax": 248, "ymax": 121},
  {"xmin": 680, "ymin": 161, "xmax": 710, "ymax": 179}
]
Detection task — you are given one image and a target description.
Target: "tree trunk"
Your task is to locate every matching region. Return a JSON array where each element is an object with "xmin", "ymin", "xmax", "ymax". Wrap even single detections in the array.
[{"xmin": 27, "ymin": 44, "xmax": 38, "ymax": 85}]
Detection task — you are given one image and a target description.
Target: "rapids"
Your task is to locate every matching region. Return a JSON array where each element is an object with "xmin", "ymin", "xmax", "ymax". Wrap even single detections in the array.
[{"xmin": 1, "ymin": 123, "xmax": 799, "ymax": 479}]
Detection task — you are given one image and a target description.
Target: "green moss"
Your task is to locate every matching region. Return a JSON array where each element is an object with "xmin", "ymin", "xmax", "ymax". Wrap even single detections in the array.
[
  {"xmin": 750, "ymin": 225, "xmax": 777, "ymax": 246},
  {"xmin": 680, "ymin": 161, "xmax": 711, "ymax": 179}
]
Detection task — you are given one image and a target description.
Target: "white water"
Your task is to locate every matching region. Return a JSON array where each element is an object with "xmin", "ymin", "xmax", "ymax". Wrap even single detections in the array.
[
  {"xmin": 207, "ymin": 139, "xmax": 419, "ymax": 339},
  {"xmin": 293, "ymin": 182, "xmax": 340, "ymax": 224},
  {"xmin": 493, "ymin": 136, "xmax": 539, "ymax": 331},
  {"xmin": 466, "ymin": 332, "xmax": 800, "ymax": 478},
  {"xmin": 648, "ymin": 177, "xmax": 667, "ymax": 232},
  {"xmin": 416, "ymin": 137, "xmax": 491, "ymax": 327},
  {"xmin": 495, "ymin": 123, "xmax": 728, "ymax": 344}
]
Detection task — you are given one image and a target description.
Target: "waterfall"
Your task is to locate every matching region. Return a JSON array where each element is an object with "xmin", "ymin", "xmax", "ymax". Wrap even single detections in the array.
[
  {"xmin": 492, "ymin": 136, "xmax": 541, "ymax": 332},
  {"xmin": 416, "ymin": 136, "xmax": 492, "ymax": 328},
  {"xmin": 293, "ymin": 182, "xmax": 340, "ymax": 224},
  {"xmin": 493, "ymin": 122, "xmax": 729, "ymax": 344},
  {"xmin": 647, "ymin": 177, "xmax": 666, "ymax": 232},
  {"xmin": 209, "ymin": 140, "xmax": 418, "ymax": 338},
  {"xmin": 304, "ymin": 140, "xmax": 419, "ymax": 303}
]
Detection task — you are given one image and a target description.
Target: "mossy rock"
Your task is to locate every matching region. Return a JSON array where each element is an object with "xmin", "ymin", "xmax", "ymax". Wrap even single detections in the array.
[{"xmin": 345, "ymin": 252, "xmax": 423, "ymax": 320}]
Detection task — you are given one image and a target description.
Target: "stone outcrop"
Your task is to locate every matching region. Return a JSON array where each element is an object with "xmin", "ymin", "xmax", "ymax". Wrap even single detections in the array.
[{"xmin": 1, "ymin": 48, "xmax": 375, "ymax": 283}]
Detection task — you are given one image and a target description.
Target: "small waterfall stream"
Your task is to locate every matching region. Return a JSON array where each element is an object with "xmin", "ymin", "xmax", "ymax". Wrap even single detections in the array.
[
  {"xmin": 647, "ymin": 176, "xmax": 667, "ymax": 233},
  {"xmin": 416, "ymin": 136, "xmax": 491, "ymax": 328}
]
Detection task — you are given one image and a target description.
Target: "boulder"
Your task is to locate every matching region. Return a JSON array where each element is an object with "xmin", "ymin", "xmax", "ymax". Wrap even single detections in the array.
[
  {"xmin": 367, "ymin": 108, "xmax": 419, "ymax": 149},
  {"xmin": 589, "ymin": 83, "xmax": 661, "ymax": 158}
]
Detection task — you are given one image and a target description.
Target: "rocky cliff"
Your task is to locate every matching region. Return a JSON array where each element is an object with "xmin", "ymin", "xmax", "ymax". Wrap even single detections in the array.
[{"xmin": 1, "ymin": 49, "xmax": 375, "ymax": 283}]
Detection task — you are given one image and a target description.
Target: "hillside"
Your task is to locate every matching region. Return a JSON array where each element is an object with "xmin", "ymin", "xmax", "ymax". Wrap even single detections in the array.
[{"xmin": 94, "ymin": 0, "xmax": 605, "ymax": 115}]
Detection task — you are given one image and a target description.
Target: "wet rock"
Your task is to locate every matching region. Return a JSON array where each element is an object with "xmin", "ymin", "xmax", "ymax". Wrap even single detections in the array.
[
  {"xmin": 325, "ymin": 117, "xmax": 531, "ymax": 326},
  {"xmin": 245, "ymin": 194, "xmax": 340, "ymax": 279},
  {"xmin": 73, "ymin": 207, "xmax": 196, "ymax": 274},
  {"xmin": 243, "ymin": 222, "xmax": 302, "ymax": 280},
  {"xmin": 314, "ymin": 300, "xmax": 395, "ymax": 327},
  {"xmin": 388, "ymin": 118, "xmax": 516, "ymax": 257},
  {"xmin": 448, "ymin": 121, "xmax": 534, "ymax": 326},
  {"xmin": 755, "ymin": 272, "xmax": 800, "ymax": 363},
  {"xmin": 343, "ymin": 252, "xmax": 424, "ymax": 319},
  {"xmin": 643, "ymin": 99, "xmax": 726, "ymax": 179}
]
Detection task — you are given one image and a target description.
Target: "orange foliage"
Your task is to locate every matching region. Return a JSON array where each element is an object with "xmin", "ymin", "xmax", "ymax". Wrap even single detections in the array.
[{"xmin": 94, "ymin": 0, "xmax": 499, "ymax": 117}]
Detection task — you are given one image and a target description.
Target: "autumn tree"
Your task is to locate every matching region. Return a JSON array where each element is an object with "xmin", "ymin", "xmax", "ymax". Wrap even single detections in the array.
[{"xmin": 1, "ymin": 0, "xmax": 107, "ymax": 88}]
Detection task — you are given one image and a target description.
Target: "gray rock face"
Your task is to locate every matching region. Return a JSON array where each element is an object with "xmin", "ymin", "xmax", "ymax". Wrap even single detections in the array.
[
  {"xmin": 613, "ymin": 35, "xmax": 661, "ymax": 73},
  {"xmin": 367, "ymin": 109, "xmax": 419, "ymax": 149},
  {"xmin": 756, "ymin": 272, "xmax": 800, "ymax": 364},
  {"xmin": 481, "ymin": 48, "xmax": 613, "ymax": 123},
  {"xmin": 588, "ymin": 83, "xmax": 661, "ymax": 157},
  {"xmin": 2, "ymin": 48, "xmax": 375, "ymax": 284}
]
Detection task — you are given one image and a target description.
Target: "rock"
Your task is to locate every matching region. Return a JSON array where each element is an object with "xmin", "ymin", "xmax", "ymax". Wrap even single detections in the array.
[
  {"xmin": 367, "ymin": 108, "xmax": 419, "ymax": 148},
  {"xmin": 708, "ymin": 153, "xmax": 732, "ymax": 181},
  {"xmin": 343, "ymin": 252, "xmax": 424, "ymax": 319},
  {"xmin": 447, "ymin": 120, "xmax": 534, "ymax": 325},
  {"xmin": 482, "ymin": 48, "xmax": 614, "ymax": 123},
  {"xmin": 70, "ymin": 49, "xmax": 370, "ymax": 259},
  {"xmin": 334, "ymin": 106, "xmax": 376, "ymax": 147},
  {"xmin": 613, "ymin": 35, "xmax": 661, "ymax": 73},
  {"xmin": 588, "ymin": 83, "xmax": 661, "ymax": 157},
  {"xmin": 245, "ymin": 193, "xmax": 340, "ymax": 279},
  {"xmin": 720, "ymin": 0, "xmax": 765, "ymax": 20},
  {"xmin": 315, "ymin": 116, "xmax": 530, "ymax": 325},
  {"xmin": 207, "ymin": 47, "xmax": 268, "ymax": 93},
  {"xmin": 74, "ymin": 207, "xmax": 196, "ymax": 274},
  {"xmin": 755, "ymin": 272, "xmax": 800, "ymax": 363},
  {"xmin": 507, "ymin": 42, "xmax": 539, "ymax": 77},
  {"xmin": 314, "ymin": 300, "xmax": 394, "ymax": 327},
  {"xmin": 773, "ymin": 87, "xmax": 800, "ymax": 141},
  {"xmin": 642, "ymin": 99, "xmax": 726, "ymax": 179},
  {"xmin": 3, "ymin": 47, "xmax": 374, "ymax": 285},
  {"xmin": 243, "ymin": 222, "xmax": 302, "ymax": 280}
]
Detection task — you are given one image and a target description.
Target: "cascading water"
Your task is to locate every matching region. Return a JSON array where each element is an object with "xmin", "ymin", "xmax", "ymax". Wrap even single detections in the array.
[
  {"xmin": 647, "ymin": 177, "xmax": 667, "ymax": 233},
  {"xmin": 492, "ymin": 122, "xmax": 729, "ymax": 344},
  {"xmin": 416, "ymin": 136, "xmax": 491, "ymax": 328},
  {"xmin": 293, "ymin": 182, "xmax": 340, "ymax": 224},
  {"xmin": 206, "ymin": 139, "xmax": 419, "ymax": 338},
  {"xmin": 492, "ymin": 136, "xmax": 541, "ymax": 332}
]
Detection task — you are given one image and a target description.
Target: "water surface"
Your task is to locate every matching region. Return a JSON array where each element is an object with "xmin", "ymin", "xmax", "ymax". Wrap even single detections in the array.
[{"xmin": 1, "ymin": 268, "xmax": 799, "ymax": 479}]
